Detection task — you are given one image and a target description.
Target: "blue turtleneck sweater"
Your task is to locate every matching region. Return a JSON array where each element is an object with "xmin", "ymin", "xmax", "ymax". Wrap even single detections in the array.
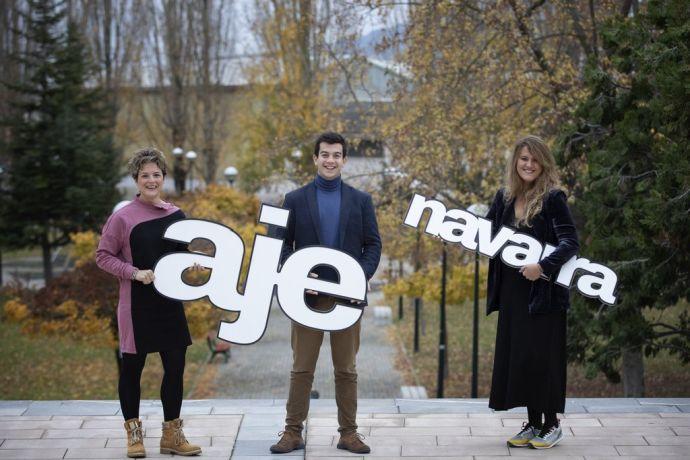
[{"xmin": 315, "ymin": 174, "xmax": 341, "ymax": 248}]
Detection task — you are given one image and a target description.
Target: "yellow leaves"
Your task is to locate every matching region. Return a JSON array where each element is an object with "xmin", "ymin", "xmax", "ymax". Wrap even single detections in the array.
[
  {"xmin": 384, "ymin": 262, "xmax": 488, "ymax": 306},
  {"xmin": 2, "ymin": 298, "xmax": 30, "ymax": 322},
  {"xmin": 17, "ymin": 299, "xmax": 117, "ymax": 348},
  {"xmin": 69, "ymin": 231, "xmax": 99, "ymax": 267}
]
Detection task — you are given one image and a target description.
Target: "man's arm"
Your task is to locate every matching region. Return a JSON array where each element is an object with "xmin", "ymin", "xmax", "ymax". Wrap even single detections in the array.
[{"xmin": 359, "ymin": 193, "xmax": 382, "ymax": 280}]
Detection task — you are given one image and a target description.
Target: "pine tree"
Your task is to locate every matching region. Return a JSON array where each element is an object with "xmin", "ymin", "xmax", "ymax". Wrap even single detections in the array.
[
  {"xmin": 558, "ymin": 0, "xmax": 690, "ymax": 396},
  {"xmin": 0, "ymin": 0, "xmax": 120, "ymax": 282}
]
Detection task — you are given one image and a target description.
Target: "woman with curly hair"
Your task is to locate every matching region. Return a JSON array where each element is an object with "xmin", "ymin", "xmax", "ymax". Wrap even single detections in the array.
[
  {"xmin": 486, "ymin": 135, "xmax": 579, "ymax": 449},
  {"xmin": 96, "ymin": 148, "xmax": 201, "ymax": 458}
]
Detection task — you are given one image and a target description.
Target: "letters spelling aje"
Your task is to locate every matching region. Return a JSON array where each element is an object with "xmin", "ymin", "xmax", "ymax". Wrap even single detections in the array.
[
  {"xmin": 152, "ymin": 204, "xmax": 367, "ymax": 345},
  {"xmin": 403, "ymin": 194, "xmax": 618, "ymax": 305}
]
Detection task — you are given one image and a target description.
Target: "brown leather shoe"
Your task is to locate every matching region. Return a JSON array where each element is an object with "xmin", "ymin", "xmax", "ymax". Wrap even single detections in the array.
[
  {"xmin": 269, "ymin": 430, "xmax": 305, "ymax": 454},
  {"xmin": 337, "ymin": 432, "xmax": 371, "ymax": 454}
]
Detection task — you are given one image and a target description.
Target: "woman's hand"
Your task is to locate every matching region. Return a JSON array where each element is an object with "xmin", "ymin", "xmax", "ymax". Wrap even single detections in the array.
[
  {"xmin": 134, "ymin": 269, "xmax": 155, "ymax": 284},
  {"xmin": 519, "ymin": 263, "xmax": 543, "ymax": 281}
]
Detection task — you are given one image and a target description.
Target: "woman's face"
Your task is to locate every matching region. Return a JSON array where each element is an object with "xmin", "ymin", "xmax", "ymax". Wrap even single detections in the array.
[
  {"xmin": 136, "ymin": 162, "xmax": 164, "ymax": 202},
  {"xmin": 516, "ymin": 146, "xmax": 543, "ymax": 184}
]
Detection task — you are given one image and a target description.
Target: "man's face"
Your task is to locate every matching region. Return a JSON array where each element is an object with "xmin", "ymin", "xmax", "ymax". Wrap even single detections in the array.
[{"xmin": 314, "ymin": 142, "xmax": 347, "ymax": 180}]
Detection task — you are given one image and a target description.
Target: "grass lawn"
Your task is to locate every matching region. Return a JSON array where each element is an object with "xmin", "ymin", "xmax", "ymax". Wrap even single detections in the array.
[
  {"xmin": 0, "ymin": 320, "xmax": 215, "ymax": 400},
  {"xmin": 390, "ymin": 299, "xmax": 690, "ymax": 398}
]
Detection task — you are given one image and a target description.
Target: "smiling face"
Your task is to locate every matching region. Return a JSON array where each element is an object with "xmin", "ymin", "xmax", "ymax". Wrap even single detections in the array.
[
  {"xmin": 313, "ymin": 142, "xmax": 347, "ymax": 179},
  {"xmin": 136, "ymin": 162, "xmax": 164, "ymax": 203},
  {"xmin": 515, "ymin": 146, "xmax": 543, "ymax": 184}
]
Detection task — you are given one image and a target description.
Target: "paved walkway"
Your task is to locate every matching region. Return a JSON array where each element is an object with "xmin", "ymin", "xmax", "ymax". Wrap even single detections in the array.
[
  {"xmin": 212, "ymin": 292, "xmax": 402, "ymax": 399},
  {"xmin": 1, "ymin": 398, "xmax": 689, "ymax": 459}
]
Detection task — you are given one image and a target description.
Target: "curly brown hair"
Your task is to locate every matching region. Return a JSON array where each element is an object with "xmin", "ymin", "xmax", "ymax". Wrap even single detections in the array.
[{"xmin": 127, "ymin": 147, "xmax": 168, "ymax": 180}]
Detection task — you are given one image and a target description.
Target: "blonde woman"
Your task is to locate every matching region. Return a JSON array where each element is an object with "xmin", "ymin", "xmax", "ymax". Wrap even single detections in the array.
[{"xmin": 486, "ymin": 136, "xmax": 579, "ymax": 449}]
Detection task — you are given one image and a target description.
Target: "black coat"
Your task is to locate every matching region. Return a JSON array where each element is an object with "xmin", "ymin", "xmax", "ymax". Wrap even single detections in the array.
[{"xmin": 486, "ymin": 188, "xmax": 579, "ymax": 315}]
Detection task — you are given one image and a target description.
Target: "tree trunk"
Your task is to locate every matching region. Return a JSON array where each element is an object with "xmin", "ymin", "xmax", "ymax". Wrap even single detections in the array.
[
  {"xmin": 41, "ymin": 233, "xmax": 53, "ymax": 284},
  {"xmin": 621, "ymin": 346, "xmax": 645, "ymax": 397}
]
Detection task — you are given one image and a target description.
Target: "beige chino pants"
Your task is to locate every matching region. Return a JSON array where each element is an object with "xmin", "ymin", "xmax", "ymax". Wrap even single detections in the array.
[{"xmin": 285, "ymin": 295, "xmax": 361, "ymax": 434}]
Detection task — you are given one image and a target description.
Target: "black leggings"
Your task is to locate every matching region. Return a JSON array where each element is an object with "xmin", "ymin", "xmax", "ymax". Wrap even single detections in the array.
[
  {"xmin": 119, "ymin": 347, "xmax": 186, "ymax": 421},
  {"xmin": 528, "ymin": 407, "xmax": 558, "ymax": 429}
]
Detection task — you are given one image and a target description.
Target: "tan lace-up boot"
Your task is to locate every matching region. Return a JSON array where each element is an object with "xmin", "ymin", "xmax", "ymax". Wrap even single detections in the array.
[
  {"xmin": 124, "ymin": 418, "xmax": 146, "ymax": 458},
  {"xmin": 160, "ymin": 418, "xmax": 202, "ymax": 456}
]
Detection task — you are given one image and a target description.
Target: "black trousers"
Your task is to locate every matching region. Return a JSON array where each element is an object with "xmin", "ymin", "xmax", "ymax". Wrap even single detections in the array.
[{"xmin": 119, "ymin": 347, "xmax": 186, "ymax": 421}]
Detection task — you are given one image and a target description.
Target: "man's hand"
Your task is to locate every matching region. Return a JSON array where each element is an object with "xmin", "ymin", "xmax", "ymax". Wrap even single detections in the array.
[
  {"xmin": 306, "ymin": 272, "xmax": 318, "ymax": 295},
  {"xmin": 519, "ymin": 263, "xmax": 543, "ymax": 281}
]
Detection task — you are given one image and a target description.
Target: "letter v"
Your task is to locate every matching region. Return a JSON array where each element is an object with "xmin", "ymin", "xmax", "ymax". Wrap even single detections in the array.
[{"xmin": 476, "ymin": 217, "xmax": 515, "ymax": 258}]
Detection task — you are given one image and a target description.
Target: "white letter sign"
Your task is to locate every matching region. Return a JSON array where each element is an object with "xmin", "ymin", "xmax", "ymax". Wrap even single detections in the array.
[
  {"xmin": 403, "ymin": 193, "xmax": 619, "ymax": 305},
  {"xmin": 153, "ymin": 204, "xmax": 365, "ymax": 344}
]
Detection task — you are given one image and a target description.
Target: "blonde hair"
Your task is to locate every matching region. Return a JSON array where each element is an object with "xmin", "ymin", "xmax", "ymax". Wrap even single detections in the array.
[
  {"xmin": 504, "ymin": 135, "xmax": 560, "ymax": 227},
  {"xmin": 128, "ymin": 147, "xmax": 168, "ymax": 180}
]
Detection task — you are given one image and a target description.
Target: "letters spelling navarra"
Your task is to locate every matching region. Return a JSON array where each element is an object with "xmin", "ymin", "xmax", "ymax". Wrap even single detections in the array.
[
  {"xmin": 403, "ymin": 194, "xmax": 618, "ymax": 306},
  {"xmin": 152, "ymin": 204, "xmax": 367, "ymax": 345}
]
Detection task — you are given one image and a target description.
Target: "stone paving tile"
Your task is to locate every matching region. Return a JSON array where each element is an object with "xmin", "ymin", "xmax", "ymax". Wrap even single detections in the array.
[
  {"xmin": 0, "ymin": 419, "xmax": 82, "ymax": 430},
  {"xmin": 402, "ymin": 439, "xmax": 508, "ymax": 456},
  {"xmin": 585, "ymin": 405, "xmax": 681, "ymax": 413},
  {"xmin": 211, "ymin": 436, "xmax": 236, "ymax": 446},
  {"xmin": 672, "ymin": 427, "xmax": 690, "ymax": 435},
  {"xmin": 357, "ymin": 435, "xmax": 437, "ymax": 446},
  {"xmin": 232, "ymin": 439, "xmax": 302, "ymax": 456},
  {"xmin": 509, "ymin": 445, "xmax": 619, "ymax": 456},
  {"xmin": 644, "ymin": 435, "xmax": 690, "ymax": 445},
  {"xmin": 306, "ymin": 445, "xmax": 401, "ymax": 456},
  {"xmin": 65, "ymin": 446, "xmax": 232, "ymax": 458},
  {"xmin": 369, "ymin": 426, "xmax": 470, "ymax": 436},
  {"xmin": 0, "ymin": 448, "xmax": 67, "ymax": 459},
  {"xmin": 570, "ymin": 426, "xmax": 676, "ymax": 436},
  {"xmin": 0, "ymin": 429, "xmax": 44, "ymax": 439},
  {"xmin": 24, "ymin": 401, "xmax": 120, "ymax": 416},
  {"xmin": 306, "ymin": 435, "xmax": 335, "ymax": 446},
  {"xmin": 478, "ymin": 457, "xmax": 583, "ymax": 460},
  {"xmin": 616, "ymin": 445, "xmax": 690, "ymax": 456},
  {"xmin": 405, "ymin": 417, "xmax": 501, "ymax": 427},
  {"xmin": 599, "ymin": 417, "xmax": 687, "ymax": 427},
  {"xmin": 43, "ymin": 428, "xmax": 124, "ymax": 439},
  {"xmin": 0, "ymin": 416, "xmax": 50, "ymax": 421},
  {"xmin": 1, "ymin": 438, "xmax": 107, "ymax": 449},
  {"xmin": 308, "ymin": 417, "xmax": 403, "ymax": 427},
  {"xmin": 371, "ymin": 457, "xmax": 472, "ymax": 460}
]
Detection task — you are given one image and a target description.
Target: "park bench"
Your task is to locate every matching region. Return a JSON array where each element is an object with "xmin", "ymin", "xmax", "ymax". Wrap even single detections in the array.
[{"xmin": 206, "ymin": 332, "xmax": 231, "ymax": 363}]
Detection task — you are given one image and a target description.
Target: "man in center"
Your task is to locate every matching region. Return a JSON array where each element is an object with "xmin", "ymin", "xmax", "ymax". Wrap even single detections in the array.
[{"xmin": 270, "ymin": 132, "xmax": 382, "ymax": 454}]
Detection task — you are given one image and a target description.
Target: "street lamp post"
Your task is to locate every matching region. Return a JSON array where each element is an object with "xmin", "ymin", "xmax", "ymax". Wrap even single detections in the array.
[
  {"xmin": 185, "ymin": 150, "xmax": 197, "ymax": 192},
  {"xmin": 172, "ymin": 147, "xmax": 184, "ymax": 195},
  {"xmin": 224, "ymin": 166, "xmax": 238, "ymax": 186},
  {"xmin": 437, "ymin": 242, "xmax": 448, "ymax": 398},
  {"xmin": 467, "ymin": 203, "xmax": 489, "ymax": 398}
]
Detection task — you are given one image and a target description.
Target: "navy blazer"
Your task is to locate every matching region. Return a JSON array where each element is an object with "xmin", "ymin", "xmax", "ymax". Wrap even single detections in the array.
[
  {"xmin": 273, "ymin": 179, "xmax": 382, "ymax": 305},
  {"xmin": 486, "ymin": 188, "xmax": 579, "ymax": 315}
]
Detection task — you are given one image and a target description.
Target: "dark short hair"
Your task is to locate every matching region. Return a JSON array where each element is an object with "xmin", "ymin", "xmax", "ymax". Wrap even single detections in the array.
[
  {"xmin": 313, "ymin": 132, "xmax": 347, "ymax": 158},
  {"xmin": 128, "ymin": 147, "xmax": 168, "ymax": 180}
]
